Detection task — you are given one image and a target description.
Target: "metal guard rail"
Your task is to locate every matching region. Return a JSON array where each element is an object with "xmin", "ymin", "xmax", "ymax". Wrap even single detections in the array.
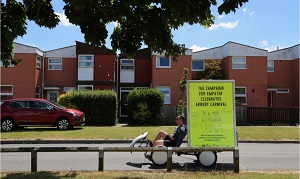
[{"xmin": 1, "ymin": 146, "xmax": 239, "ymax": 173}]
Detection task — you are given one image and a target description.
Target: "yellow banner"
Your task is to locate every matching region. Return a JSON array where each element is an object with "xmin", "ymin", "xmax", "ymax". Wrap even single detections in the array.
[{"xmin": 187, "ymin": 80, "xmax": 236, "ymax": 147}]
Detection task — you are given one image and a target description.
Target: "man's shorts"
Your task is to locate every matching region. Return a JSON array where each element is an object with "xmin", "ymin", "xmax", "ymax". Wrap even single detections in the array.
[{"xmin": 163, "ymin": 135, "xmax": 177, "ymax": 147}]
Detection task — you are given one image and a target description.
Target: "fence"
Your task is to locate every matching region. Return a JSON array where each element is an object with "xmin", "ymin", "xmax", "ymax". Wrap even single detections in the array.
[
  {"xmin": 1, "ymin": 146, "xmax": 239, "ymax": 173},
  {"xmin": 247, "ymin": 107, "xmax": 299, "ymax": 126}
]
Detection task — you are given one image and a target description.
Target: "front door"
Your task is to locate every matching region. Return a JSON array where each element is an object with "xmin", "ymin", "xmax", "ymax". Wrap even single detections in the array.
[
  {"xmin": 119, "ymin": 87, "xmax": 134, "ymax": 117},
  {"xmin": 47, "ymin": 91, "xmax": 59, "ymax": 102}
]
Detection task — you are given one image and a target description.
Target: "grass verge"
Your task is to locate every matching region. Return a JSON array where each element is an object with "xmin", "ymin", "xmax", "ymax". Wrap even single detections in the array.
[
  {"xmin": 0, "ymin": 126, "xmax": 299, "ymax": 141},
  {"xmin": 1, "ymin": 171, "xmax": 299, "ymax": 179}
]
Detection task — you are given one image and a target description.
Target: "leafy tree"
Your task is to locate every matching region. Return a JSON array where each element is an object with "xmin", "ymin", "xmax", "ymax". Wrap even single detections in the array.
[
  {"xmin": 177, "ymin": 68, "xmax": 189, "ymax": 116},
  {"xmin": 196, "ymin": 59, "xmax": 224, "ymax": 79},
  {"xmin": 1, "ymin": 0, "xmax": 249, "ymax": 67}
]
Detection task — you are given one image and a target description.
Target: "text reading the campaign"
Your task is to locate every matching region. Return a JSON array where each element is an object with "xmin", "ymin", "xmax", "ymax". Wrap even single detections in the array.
[{"xmin": 196, "ymin": 85, "xmax": 227, "ymax": 106}]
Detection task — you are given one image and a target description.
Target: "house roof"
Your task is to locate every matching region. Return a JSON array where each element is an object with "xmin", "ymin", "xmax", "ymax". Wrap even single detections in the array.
[
  {"xmin": 268, "ymin": 44, "xmax": 300, "ymax": 60},
  {"xmin": 192, "ymin": 41, "xmax": 268, "ymax": 60},
  {"xmin": 13, "ymin": 42, "xmax": 44, "ymax": 56}
]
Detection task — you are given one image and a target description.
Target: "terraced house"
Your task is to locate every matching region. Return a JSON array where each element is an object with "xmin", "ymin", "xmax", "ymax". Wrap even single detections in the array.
[{"xmin": 1, "ymin": 41, "xmax": 299, "ymax": 118}]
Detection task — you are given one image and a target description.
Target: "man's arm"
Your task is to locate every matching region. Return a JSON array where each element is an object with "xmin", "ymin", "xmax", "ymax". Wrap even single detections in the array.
[{"xmin": 175, "ymin": 129, "xmax": 186, "ymax": 147}]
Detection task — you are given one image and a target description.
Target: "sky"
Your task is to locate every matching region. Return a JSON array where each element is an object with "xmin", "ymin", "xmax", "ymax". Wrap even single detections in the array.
[{"xmin": 13, "ymin": 0, "xmax": 300, "ymax": 53}]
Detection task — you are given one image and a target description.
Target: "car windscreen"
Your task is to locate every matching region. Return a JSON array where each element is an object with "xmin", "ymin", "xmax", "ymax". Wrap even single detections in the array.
[{"xmin": 47, "ymin": 101, "xmax": 66, "ymax": 109}]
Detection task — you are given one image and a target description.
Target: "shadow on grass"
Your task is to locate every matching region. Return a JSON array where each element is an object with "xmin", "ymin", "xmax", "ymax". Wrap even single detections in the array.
[{"xmin": 1, "ymin": 171, "xmax": 78, "ymax": 179}]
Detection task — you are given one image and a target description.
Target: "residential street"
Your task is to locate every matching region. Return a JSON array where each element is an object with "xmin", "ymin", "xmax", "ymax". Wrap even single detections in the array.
[{"xmin": 1, "ymin": 143, "xmax": 299, "ymax": 172}]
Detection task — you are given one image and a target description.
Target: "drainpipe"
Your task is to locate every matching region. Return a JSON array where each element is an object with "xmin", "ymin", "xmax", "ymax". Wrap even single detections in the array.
[
  {"xmin": 42, "ymin": 53, "xmax": 45, "ymax": 99},
  {"xmin": 114, "ymin": 54, "xmax": 119, "ymax": 94}
]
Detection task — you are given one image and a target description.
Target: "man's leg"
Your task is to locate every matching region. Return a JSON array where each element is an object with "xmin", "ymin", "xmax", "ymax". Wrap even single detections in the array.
[{"xmin": 153, "ymin": 130, "xmax": 168, "ymax": 146}]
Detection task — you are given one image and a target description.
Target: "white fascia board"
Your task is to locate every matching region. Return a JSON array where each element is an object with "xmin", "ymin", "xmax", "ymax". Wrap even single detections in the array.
[
  {"xmin": 268, "ymin": 44, "xmax": 300, "ymax": 60},
  {"xmin": 192, "ymin": 46, "xmax": 223, "ymax": 60},
  {"xmin": 227, "ymin": 42, "xmax": 268, "ymax": 57},
  {"xmin": 13, "ymin": 42, "xmax": 44, "ymax": 56},
  {"xmin": 45, "ymin": 45, "xmax": 76, "ymax": 58}
]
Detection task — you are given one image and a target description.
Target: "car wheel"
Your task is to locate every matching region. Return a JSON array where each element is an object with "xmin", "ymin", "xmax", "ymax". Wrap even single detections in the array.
[
  {"xmin": 1, "ymin": 118, "xmax": 14, "ymax": 132},
  {"xmin": 57, "ymin": 118, "xmax": 70, "ymax": 130}
]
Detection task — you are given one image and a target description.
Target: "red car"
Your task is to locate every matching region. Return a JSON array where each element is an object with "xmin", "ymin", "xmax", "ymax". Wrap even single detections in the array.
[{"xmin": 1, "ymin": 98, "xmax": 85, "ymax": 131}]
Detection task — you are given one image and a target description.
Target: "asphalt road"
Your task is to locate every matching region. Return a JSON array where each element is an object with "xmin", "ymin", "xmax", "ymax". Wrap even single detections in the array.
[{"xmin": 1, "ymin": 143, "xmax": 299, "ymax": 172}]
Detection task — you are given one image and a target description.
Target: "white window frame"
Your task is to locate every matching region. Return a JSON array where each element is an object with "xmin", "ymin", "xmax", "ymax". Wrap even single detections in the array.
[
  {"xmin": 267, "ymin": 60, "xmax": 274, "ymax": 72},
  {"xmin": 78, "ymin": 55, "xmax": 94, "ymax": 68},
  {"xmin": 156, "ymin": 86, "xmax": 171, "ymax": 104},
  {"xmin": 120, "ymin": 59, "xmax": 134, "ymax": 70},
  {"xmin": 235, "ymin": 86, "xmax": 247, "ymax": 104},
  {"xmin": 48, "ymin": 58, "xmax": 62, "ymax": 70},
  {"xmin": 276, "ymin": 88, "xmax": 289, "ymax": 93},
  {"xmin": 78, "ymin": 85, "xmax": 93, "ymax": 91},
  {"xmin": 156, "ymin": 56, "xmax": 171, "ymax": 68},
  {"xmin": 192, "ymin": 60, "xmax": 205, "ymax": 71},
  {"xmin": 63, "ymin": 87, "xmax": 76, "ymax": 92},
  {"xmin": 48, "ymin": 91, "xmax": 59, "ymax": 102},
  {"xmin": 0, "ymin": 85, "xmax": 13, "ymax": 95},
  {"xmin": 232, "ymin": 57, "xmax": 246, "ymax": 69},
  {"xmin": 36, "ymin": 56, "xmax": 41, "ymax": 68}
]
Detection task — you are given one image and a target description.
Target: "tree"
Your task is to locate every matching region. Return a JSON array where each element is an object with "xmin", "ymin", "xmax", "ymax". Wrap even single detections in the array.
[
  {"xmin": 195, "ymin": 59, "xmax": 224, "ymax": 79},
  {"xmin": 177, "ymin": 68, "xmax": 189, "ymax": 116},
  {"xmin": 1, "ymin": 0, "xmax": 249, "ymax": 67}
]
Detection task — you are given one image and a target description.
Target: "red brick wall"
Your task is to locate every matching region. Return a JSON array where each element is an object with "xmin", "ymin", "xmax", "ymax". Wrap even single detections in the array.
[
  {"xmin": 94, "ymin": 54, "xmax": 115, "ymax": 82},
  {"xmin": 292, "ymin": 59, "xmax": 299, "ymax": 106},
  {"xmin": 268, "ymin": 59, "xmax": 298, "ymax": 106},
  {"xmin": 1, "ymin": 53, "xmax": 39, "ymax": 98},
  {"xmin": 227, "ymin": 56, "xmax": 268, "ymax": 107},
  {"xmin": 135, "ymin": 59, "xmax": 152, "ymax": 83},
  {"xmin": 152, "ymin": 55, "xmax": 192, "ymax": 106},
  {"xmin": 44, "ymin": 57, "xmax": 78, "ymax": 92}
]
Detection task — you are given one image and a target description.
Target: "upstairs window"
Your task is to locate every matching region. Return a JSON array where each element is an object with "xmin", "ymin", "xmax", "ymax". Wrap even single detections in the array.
[
  {"xmin": 0, "ymin": 60, "xmax": 15, "ymax": 67},
  {"xmin": 267, "ymin": 61, "xmax": 274, "ymax": 72},
  {"xmin": 156, "ymin": 56, "xmax": 171, "ymax": 68},
  {"xmin": 79, "ymin": 55, "xmax": 94, "ymax": 67},
  {"xmin": 48, "ymin": 58, "xmax": 62, "ymax": 70},
  {"xmin": 36, "ymin": 56, "xmax": 41, "ymax": 68},
  {"xmin": 192, "ymin": 60, "xmax": 204, "ymax": 71},
  {"xmin": 120, "ymin": 59, "xmax": 134, "ymax": 70},
  {"xmin": 232, "ymin": 57, "xmax": 246, "ymax": 69}
]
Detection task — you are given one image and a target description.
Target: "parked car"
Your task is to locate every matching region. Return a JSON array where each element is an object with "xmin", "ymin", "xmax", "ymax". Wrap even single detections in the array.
[{"xmin": 1, "ymin": 98, "xmax": 85, "ymax": 131}]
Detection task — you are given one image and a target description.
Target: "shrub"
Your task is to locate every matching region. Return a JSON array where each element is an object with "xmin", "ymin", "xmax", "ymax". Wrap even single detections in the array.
[
  {"xmin": 58, "ymin": 90, "xmax": 117, "ymax": 126},
  {"xmin": 127, "ymin": 88, "xmax": 164, "ymax": 125}
]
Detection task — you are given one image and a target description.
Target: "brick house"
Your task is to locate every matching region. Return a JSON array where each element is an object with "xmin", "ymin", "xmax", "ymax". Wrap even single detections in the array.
[
  {"xmin": 267, "ymin": 44, "xmax": 299, "ymax": 107},
  {"xmin": 1, "ymin": 43, "xmax": 43, "ymax": 101},
  {"xmin": 1, "ymin": 42, "xmax": 115, "ymax": 102},
  {"xmin": 117, "ymin": 48, "xmax": 193, "ymax": 118},
  {"xmin": 192, "ymin": 42, "xmax": 299, "ymax": 107},
  {"xmin": 1, "ymin": 41, "xmax": 298, "ymax": 118}
]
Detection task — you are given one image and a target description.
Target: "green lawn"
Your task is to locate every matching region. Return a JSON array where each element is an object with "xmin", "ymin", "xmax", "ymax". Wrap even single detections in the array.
[{"xmin": 1, "ymin": 126, "xmax": 299, "ymax": 141}]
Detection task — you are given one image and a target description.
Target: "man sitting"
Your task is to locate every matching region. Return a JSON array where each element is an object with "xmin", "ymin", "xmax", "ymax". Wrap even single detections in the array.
[{"xmin": 150, "ymin": 115, "xmax": 187, "ymax": 147}]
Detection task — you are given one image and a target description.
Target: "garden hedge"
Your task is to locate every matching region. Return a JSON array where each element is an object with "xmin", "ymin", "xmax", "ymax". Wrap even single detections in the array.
[
  {"xmin": 58, "ymin": 90, "xmax": 117, "ymax": 126},
  {"xmin": 127, "ymin": 88, "xmax": 164, "ymax": 125}
]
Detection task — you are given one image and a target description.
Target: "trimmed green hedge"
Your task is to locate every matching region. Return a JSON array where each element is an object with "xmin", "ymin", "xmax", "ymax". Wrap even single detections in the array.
[
  {"xmin": 127, "ymin": 89, "xmax": 164, "ymax": 125},
  {"xmin": 58, "ymin": 90, "xmax": 117, "ymax": 126}
]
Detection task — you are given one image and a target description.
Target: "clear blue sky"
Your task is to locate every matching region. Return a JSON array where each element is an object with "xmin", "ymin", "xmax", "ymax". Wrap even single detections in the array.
[{"xmin": 14, "ymin": 0, "xmax": 300, "ymax": 52}]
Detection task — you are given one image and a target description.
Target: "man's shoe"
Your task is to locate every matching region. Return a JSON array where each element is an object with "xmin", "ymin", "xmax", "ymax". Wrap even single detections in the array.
[{"xmin": 147, "ymin": 139, "xmax": 153, "ymax": 147}]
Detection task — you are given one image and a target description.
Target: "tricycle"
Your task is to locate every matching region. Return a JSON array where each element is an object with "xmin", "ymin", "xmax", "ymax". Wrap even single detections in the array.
[{"xmin": 130, "ymin": 132, "xmax": 217, "ymax": 167}]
